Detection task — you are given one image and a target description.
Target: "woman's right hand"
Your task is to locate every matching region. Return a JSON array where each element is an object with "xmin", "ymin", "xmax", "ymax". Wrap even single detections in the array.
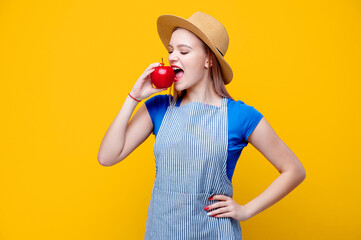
[{"xmin": 130, "ymin": 63, "xmax": 168, "ymax": 101}]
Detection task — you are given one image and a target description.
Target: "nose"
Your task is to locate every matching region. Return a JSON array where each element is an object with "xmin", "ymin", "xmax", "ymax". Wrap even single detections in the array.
[{"xmin": 168, "ymin": 51, "xmax": 178, "ymax": 64}]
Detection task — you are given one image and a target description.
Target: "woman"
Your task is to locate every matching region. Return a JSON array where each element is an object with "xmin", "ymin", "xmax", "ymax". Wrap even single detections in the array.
[{"xmin": 98, "ymin": 11, "xmax": 306, "ymax": 240}]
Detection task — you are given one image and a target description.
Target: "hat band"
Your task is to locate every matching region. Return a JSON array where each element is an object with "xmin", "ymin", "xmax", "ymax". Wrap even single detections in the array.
[{"xmin": 216, "ymin": 47, "xmax": 224, "ymax": 57}]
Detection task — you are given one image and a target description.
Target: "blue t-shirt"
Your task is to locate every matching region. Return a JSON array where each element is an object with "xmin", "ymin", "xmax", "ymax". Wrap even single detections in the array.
[{"xmin": 145, "ymin": 94, "xmax": 264, "ymax": 182}]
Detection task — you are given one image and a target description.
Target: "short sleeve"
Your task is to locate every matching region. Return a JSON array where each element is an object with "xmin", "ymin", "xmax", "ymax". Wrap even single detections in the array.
[
  {"xmin": 243, "ymin": 105, "xmax": 263, "ymax": 142},
  {"xmin": 144, "ymin": 94, "xmax": 169, "ymax": 136},
  {"xmin": 228, "ymin": 100, "xmax": 264, "ymax": 146}
]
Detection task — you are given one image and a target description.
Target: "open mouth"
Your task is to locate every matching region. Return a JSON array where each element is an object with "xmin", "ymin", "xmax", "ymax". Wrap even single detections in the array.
[{"xmin": 172, "ymin": 66, "xmax": 184, "ymax": 82}]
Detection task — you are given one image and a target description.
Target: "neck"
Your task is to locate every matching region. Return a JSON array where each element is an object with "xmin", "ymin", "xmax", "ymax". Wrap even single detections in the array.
[{"xmin": 182, "ymin": 74, "xmax": 221, "ymax": 106}]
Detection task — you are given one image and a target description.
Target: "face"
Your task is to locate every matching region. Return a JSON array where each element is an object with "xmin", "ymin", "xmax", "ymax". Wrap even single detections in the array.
[{"xmin": 168, "ymin": 28, "xmax": 211, "ymax": 92}]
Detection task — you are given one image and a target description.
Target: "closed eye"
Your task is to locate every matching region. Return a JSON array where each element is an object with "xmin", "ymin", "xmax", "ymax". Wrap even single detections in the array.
[{"xmin": 167, "ymin": 51, "xmax": 188, "ymax": 55}]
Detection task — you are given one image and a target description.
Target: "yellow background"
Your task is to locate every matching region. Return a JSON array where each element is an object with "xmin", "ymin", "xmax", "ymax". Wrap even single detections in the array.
[{"xmin": 1, "ymin": 0, "xmax": 360, "ymax": 239}]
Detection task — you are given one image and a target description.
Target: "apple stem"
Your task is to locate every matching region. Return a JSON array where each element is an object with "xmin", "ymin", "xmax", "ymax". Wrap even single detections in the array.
[{"xmin": 161, "ymin": 58, "xmax": 164, "ymax": 65}]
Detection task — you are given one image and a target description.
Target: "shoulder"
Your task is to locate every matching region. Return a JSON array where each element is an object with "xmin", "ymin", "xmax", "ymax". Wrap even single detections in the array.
[
  {"xmin": 227, "ymin": 97, "xmax": 264, "ymax": 142},
  {"xmin": 144, "ymin": 94, "xmax": 171, "ymax": 121},
  {"xmin": 145, "ymin": 94, "xmax": 170, "ymax": 105},
  {"xmin": 144, "ymin": 94, "xmax": 171, "ymax": 136},
  {"xmin": 227, "ymin": 98, "xmax": 262, "ymax": 116},
  {"xmin": 144, "ymin": 94, "xmax": 171, "ymax": 110}
]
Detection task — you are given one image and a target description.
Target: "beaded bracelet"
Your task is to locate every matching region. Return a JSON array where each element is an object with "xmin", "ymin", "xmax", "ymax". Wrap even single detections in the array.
[{"xmin": 128, "ymin": 93, "xmax": 141, "ymax": 102}]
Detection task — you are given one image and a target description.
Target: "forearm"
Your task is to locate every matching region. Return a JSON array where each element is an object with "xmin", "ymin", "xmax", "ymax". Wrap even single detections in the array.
[
  {"xmin": 97, "ymin": 94, "xmax": 139, "ymax": 165},
  {"xmin": 244, "ymin": 169, "xmax": 306, "ymax": 219}
]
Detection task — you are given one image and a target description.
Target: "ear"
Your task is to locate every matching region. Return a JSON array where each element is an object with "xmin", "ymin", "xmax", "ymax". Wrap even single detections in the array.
[
  {"xmin": 205, "ymin": 59, "xmax": 213, "ymax": 69},
  {"xmin": 209, "ymin": 49, "xmax": 213, "ymax": 67},
  {"xmin": 205, "ymin": 49, "xmax": 213, "ymax": 68}
]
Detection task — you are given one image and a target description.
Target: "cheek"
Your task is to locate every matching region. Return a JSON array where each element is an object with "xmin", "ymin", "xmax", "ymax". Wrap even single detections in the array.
[{"xmin": 186, "ymin": 56, "xmax": 204, "ymax": 70}]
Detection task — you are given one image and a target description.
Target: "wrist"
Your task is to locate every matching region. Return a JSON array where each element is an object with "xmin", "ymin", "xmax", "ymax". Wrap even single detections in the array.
[
  {"xmin": 130, "ymin": 90, "xmax": 142, "ymax": 99},
  {"xmin": 128, "ymin": 92, "xmax": 141, "ymax": 102},
  {"xmin": 243, "ymin": 204, "xmax": 256, "ymax": 219}
]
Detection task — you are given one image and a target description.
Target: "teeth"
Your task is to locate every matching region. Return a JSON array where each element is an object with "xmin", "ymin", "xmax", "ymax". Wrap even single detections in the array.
[{"xmin": 172, "ymin": 67, "xmax": 182, "ymax": 71}]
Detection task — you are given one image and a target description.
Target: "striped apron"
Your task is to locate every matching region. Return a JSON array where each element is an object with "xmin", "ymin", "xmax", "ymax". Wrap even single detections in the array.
[{"xmin": 144, "ymin": 96, "xmax": 242, "ymax": 239}]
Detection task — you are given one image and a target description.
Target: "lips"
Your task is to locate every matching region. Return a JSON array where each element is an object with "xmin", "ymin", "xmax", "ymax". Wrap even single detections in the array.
[{"xmin": 171, "ymin": 65, "xmax": 184, "ymax": 82}]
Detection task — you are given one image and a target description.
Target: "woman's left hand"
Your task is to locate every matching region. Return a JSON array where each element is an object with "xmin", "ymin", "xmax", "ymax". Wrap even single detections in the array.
[{"xmin": 204, "ymin": 195, "xmax": 252, "ymax": 222}]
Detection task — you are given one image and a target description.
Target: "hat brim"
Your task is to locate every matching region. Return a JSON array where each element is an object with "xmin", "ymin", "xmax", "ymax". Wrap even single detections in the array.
[{"xmin": 157, "ymin": 14, "xmax": 233, "ymax": 85}]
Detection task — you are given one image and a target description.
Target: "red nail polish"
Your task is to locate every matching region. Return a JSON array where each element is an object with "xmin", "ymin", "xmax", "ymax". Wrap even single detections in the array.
[
  {"xmin": 204, "ymin": 207, "xmax": 209, "ymax": 211},
  {"xmin": 208, "ymin": 197, "xmax": 213, "ymax": 200},
  {"xmin": 213, "ymin": 214, "xmax": 217, "ymax": 217}
]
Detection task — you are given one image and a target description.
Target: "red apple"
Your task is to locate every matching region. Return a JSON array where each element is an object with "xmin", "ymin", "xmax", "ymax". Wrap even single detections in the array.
[{"xmin": 151, "ymin": 62, "xmax": 175, "ymax": 89}]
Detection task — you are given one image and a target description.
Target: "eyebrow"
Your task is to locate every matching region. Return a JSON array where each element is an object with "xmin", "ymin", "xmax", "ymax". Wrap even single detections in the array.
[{"xmin": 168, "ymin": 44, "xmax": 192, "ymax": 49}]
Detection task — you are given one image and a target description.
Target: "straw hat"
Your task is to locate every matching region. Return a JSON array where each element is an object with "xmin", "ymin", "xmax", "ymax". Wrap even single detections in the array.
[{"xmin": 157, "ymin": 11, "xmax": 233, "ymax": 85}]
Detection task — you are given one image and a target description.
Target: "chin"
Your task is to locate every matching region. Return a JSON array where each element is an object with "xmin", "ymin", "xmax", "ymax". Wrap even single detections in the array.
[{"xmin": 174, "ymin": 83, "xmax": 185, "ymax": 92}]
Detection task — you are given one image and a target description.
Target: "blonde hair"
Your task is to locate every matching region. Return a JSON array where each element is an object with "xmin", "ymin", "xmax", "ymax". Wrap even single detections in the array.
[{"xmin": 168, "ymin": 28, "xmax": 234, "ymax": 105}]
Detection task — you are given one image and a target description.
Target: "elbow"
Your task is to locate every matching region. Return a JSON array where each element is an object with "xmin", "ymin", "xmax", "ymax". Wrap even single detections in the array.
[
  {"xmin": 291, "ymin": 165, "xmax": 306, "ymax": 183},
  {"xmin": 283, "ymin": 156, "xmax": 306, "ymax": 183},
  {"xmin": 298, "ymin": 168, "xmax": 306, "ymax": 182},
  {"xmin": 97, "ymin": 155, "xmax": 111, "ymax": 167},
  {"xmin": 97, "ymin": 153, "xmax": 123, "ymax": 167},
  {"xmin": 298, "ymin": 161, "xmax": 306, "ymax": 181},
  {"xmin": 97, "ymin": 155, "xmax": 115, "ymax": 167},
  {"xmin": 281, "ymin": 164, "xmax": 306, "ymax": 183}
]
